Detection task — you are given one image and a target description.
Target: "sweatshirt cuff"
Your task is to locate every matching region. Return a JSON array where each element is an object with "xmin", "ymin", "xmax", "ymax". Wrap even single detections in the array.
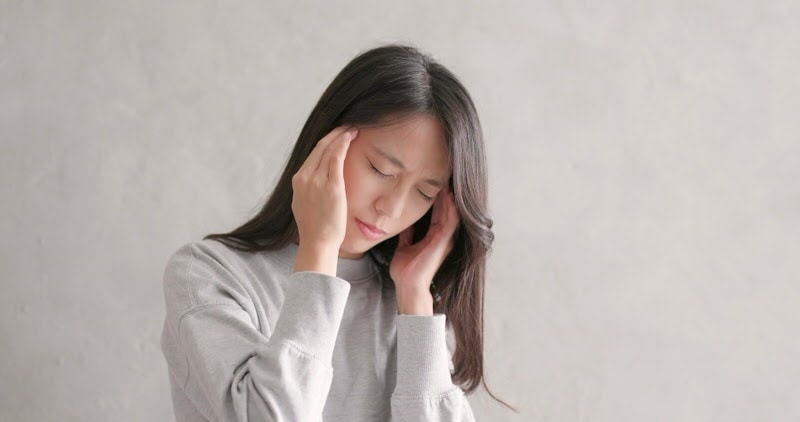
[
  {"xmin": 269, "ymin": 271, "xmax": 351, "ymax": 360},
  {"xmin": 394, "ymin": 314, "xmax": 454, "ymax": 396}
]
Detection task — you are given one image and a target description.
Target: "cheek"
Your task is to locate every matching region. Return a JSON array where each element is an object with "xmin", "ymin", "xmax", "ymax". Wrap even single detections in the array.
[
  {"xmin": 344, "ymin": 179, "xmax": 364, "ymax": 207},
  {"xmin": 342, "ymin": 159, "xmax": 374, "ymax": 207},
  {"xmin": 399, "ymin": 200, "xmax": 432, "ymax": 226},
  {"xmin": 413, "ymin": 204, "xmax": 433, "ymax": 223}
]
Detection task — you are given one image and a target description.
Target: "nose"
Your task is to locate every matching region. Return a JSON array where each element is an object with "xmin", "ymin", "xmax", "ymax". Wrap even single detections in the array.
[{"xmin": 374, "ymin": 188, "xmax": 406, "ymax": 219}]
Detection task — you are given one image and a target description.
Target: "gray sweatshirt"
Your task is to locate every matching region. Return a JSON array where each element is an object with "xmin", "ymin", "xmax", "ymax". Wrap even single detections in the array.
[{"xmin": 160, "ymin": 239, "xmax": 475, "ymax": 421}]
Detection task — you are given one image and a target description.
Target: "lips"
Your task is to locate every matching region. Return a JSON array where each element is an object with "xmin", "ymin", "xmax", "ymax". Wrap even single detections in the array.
[{"xmin": 355, "ymin": 218, "xmax": 386, "ymax": 240}]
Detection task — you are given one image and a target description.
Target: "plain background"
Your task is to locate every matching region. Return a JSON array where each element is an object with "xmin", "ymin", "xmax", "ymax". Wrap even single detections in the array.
[{"xmin": 2, "ymin": 0, "xmax": 798, "ymax": 420}]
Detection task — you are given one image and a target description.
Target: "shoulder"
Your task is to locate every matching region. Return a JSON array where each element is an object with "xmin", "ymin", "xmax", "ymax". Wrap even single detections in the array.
[
  {"xmin": 164, "ymin": 238, "xmax": 294, "ymax": 280},
  {"xmin": 161, "ymin": 239, "xmax": 293, "ymax": 316},
  {"xmin": 162, "ymin": 239, "xmax": 246, "ymax": 285}
]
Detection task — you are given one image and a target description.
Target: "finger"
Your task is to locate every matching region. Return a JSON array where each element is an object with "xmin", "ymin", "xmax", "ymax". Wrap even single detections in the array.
[
  {"xmin": 432, "ymin": 189, "xmax": 459, "ymax": 242},
  {"xmin": 429, "ymin": 189, "xmax": 447, "ymax": 226},
  {"xmin": 298, "ymin": 125, "xmax": 350, "ymax": 176},
  {"xmin": 319, "ymin": 127, "xmax": 357, "ymax": 179},
  {"xmin": 445, "ymin": 189, "xmax": 460, "ymax": 231},
  {"xmin": 398, "ymin": 225, "xmax": 414, "ymax": 247},
  {"xmin": 309, "ymin": 125, "xmax": 350, "ymax": 174},
  {"xmin": 327, "ymin": 128, "xmax": 356, "ymax": 181}
]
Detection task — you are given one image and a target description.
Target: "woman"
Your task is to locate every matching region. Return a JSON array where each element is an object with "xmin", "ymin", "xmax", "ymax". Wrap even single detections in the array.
[{"xmin": 160, "ymin": 44, "xmax": 506, "ymax": 421}]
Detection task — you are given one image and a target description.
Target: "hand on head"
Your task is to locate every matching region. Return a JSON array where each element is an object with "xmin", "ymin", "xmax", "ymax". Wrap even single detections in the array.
[
  {"xmin": 291, "ymin": 125, "xmax": 358, "ymax": 274},
  {"xmin": 389, "ymin": 185, "xmax": 460, "ymax": 314}
]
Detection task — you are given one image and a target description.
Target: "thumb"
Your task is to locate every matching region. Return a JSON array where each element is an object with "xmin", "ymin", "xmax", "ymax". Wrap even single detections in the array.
[{"xmin": 398, "ymin": 225, "xmax": 414, "ymax": 248}]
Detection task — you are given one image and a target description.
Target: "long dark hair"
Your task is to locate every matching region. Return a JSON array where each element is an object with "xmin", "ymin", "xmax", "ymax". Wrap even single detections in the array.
[{"xmin": 205, "ymin": 44, "xmax": 512, "ymax": 409}]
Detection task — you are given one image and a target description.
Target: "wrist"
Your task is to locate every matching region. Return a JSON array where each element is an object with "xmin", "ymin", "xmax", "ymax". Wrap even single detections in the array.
[
  {"xmin": 396, "ymin": 287, "xmax": 434, "ymax": 316},
  {"xmin": 294, "ymin": 242, "xmax": 339, "ymax": 276}
]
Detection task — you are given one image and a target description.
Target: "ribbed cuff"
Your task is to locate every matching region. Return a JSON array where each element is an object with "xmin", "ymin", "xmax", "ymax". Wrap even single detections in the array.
[
  {"xmin": 394, "ymin": 314, "xmax": 454, "ymax": 396},
  {"xmin": 270, "ymin": 271, "xmax": 351, "ymax": 360}
]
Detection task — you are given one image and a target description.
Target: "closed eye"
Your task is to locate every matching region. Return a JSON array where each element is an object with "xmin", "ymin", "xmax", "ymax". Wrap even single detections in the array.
[
  {"xmin": 418, "ymin": 190, "xmax": 434, "ymax": 203},
  {"xmin": 369, "ymin": 162, "xmax": 393, "ymax": 179},
  {"xmin": 370, "ymin": 159, "xmax": 435, "ymax": 203}
]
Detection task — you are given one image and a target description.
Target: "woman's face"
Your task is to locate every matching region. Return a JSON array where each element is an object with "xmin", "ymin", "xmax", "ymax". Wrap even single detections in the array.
[{"xmin": 339, "ymin": 115, "xmax": 451, "ymax": 258}]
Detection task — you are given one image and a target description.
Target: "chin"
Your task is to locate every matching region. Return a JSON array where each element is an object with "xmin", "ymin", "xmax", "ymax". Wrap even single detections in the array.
[{"xmin": 338, "ymin": 239, "xmax": 370, "ymax": 259}]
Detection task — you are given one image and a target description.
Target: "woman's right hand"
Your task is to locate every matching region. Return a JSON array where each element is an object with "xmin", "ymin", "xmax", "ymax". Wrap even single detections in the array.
[{"xmin": 291, "ymin": 125, "xmax": 358, "ymax": 275}]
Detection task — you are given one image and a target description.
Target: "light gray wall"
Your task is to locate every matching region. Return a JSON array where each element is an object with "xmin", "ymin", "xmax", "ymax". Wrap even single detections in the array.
[{"xmin": 2, "ymin": 0, "xmax": 798, "ymax": 420}]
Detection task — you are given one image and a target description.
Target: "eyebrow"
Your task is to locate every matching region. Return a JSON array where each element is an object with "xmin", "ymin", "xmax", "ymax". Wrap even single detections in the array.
[{"xmin": 370, "ymin": 145, "xmax": 446, "ymax": 188}]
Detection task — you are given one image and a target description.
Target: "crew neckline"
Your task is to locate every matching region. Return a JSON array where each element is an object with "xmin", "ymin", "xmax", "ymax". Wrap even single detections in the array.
[{"xmin": 278, "ymin": 242, "xmax": 379, "ymax": 283}]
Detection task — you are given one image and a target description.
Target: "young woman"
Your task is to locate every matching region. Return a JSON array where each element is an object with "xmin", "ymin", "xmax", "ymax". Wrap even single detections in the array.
[{"xmin": 160, "ymin": 44, "xmax": 505, "ymax": 421}]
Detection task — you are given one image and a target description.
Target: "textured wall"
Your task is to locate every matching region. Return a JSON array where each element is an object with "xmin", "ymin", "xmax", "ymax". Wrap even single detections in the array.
[{"xmin": 1, "ymin": 0, "xmax": 798, "ymax": 420}]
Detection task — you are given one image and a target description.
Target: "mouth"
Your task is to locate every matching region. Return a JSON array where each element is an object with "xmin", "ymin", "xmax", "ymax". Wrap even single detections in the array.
[{"xmin": 355, "ymin": 218, "xmax": 386, "ymax": 240}]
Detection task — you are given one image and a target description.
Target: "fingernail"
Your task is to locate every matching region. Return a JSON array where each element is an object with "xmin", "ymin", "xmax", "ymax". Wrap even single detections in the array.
[{"xmin": 346, "ymin": 127, "xmax": 358, "ymax": 137}]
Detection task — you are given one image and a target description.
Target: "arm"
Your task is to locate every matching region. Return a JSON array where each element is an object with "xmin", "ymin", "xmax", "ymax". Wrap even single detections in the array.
[
  {"xmin": 390, "ymin": 314, "xmax": 475, "ymax": 421},
  {"xmin": 161, "ymin": 243, "xmax": 350, "ymax": 421},
  {"xmin": 162, "ymin": 126, "xmax": 357, "ymax": 421},
  {"xmin": 388, "ymin": 186, "xmax": 475, "ymax": 420}
]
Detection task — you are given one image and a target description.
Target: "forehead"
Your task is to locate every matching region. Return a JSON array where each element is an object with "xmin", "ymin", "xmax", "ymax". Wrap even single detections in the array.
[{"xmin": 359, "ymin": 115, "xmax": 451, "ymax": 174}]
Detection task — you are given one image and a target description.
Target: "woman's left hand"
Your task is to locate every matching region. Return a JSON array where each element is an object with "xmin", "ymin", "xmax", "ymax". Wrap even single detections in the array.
[{"xmin": 390, "ymin": 185, "xmax": 460, "ymax": 315}]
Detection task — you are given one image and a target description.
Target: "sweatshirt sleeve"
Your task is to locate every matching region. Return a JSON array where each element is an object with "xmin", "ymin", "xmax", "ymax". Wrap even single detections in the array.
[
  {"xmin": 160, "ymin": 242, "xmax": 350, "ymax": 422},
  {"xmin": 391, "ymin": 314, "xmax": 476, "ymax": 422}
]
